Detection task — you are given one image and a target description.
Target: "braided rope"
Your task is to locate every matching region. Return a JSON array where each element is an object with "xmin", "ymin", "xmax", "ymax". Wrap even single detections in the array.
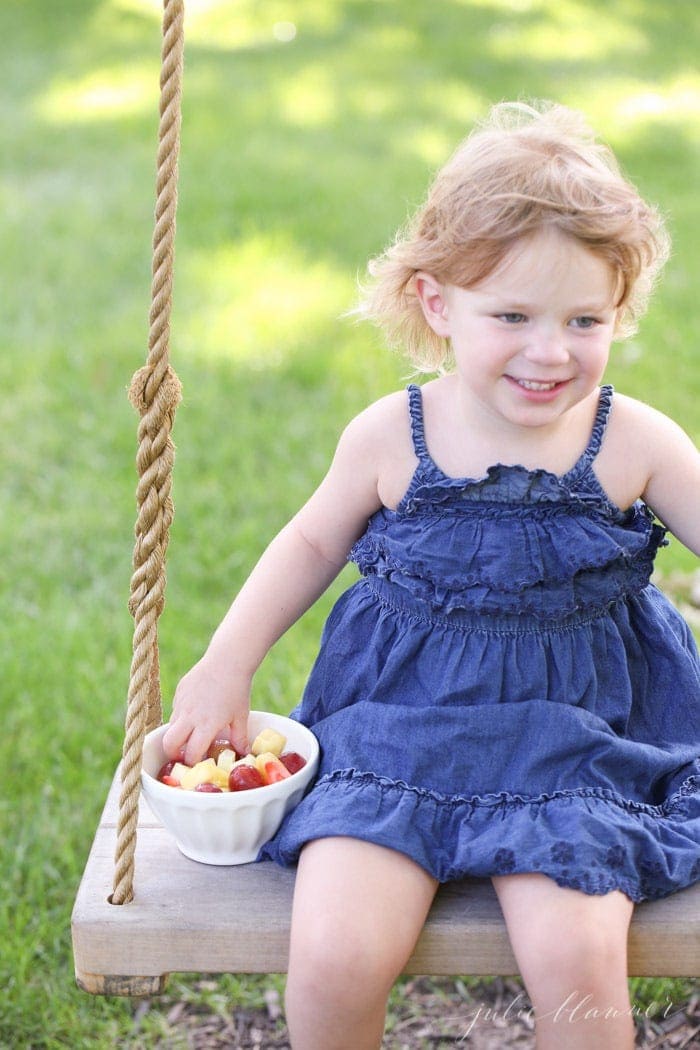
[{"xmin": 112, "ymin": 0, "xmax": 185, "ymax": 906}]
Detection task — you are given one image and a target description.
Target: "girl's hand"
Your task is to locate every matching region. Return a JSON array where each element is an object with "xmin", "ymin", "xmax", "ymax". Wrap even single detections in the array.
[{"xmin": 161, "ymin": 657, "xmax": 251, "ymax": 766}]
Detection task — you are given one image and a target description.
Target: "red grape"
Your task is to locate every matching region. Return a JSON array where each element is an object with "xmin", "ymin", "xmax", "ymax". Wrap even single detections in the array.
[
  {"xmin": 207, "ymin": 738, "xmax": 234, "ymax": 762},
  {"xmin": 228, "ymin": 766, "xmax": 264, "ymax": 791},
  {"xmin": 279, "ymin": 751, "xmax": 307, "ymax": 775}
]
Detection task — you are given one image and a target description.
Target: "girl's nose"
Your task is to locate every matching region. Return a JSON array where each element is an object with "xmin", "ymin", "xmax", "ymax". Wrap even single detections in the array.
[{"xmin": 523, "ymin": 329, "xmax": 570, "ymax": 366}]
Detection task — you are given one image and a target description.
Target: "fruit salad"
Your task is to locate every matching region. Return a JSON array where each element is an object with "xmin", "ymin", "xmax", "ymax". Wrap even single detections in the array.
[{"xmin": 156, "ymin": 726, "xmax": 307, "ymax": 793}]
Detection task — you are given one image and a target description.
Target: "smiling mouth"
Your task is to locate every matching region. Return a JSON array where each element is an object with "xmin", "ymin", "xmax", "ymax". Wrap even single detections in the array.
[{"xmin": 511, "ymin": 378, "xmax": 564, "ymax": 391}]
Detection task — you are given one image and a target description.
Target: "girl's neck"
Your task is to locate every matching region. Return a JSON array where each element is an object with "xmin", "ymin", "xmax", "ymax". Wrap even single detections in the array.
[{"xmin": 425, "ymin": 375, "xmax": 601, "ymax": 479}]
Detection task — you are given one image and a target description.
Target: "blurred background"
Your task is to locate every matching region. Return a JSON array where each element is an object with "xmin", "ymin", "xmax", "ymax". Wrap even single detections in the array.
[{"xmin": 2, "ymin": 1, "xmax": 698, "ymax": 1045}]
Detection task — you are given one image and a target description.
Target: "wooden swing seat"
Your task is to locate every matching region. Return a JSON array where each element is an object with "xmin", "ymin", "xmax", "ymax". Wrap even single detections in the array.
[{"xmin": 72, "ymin": 766, "xmax": 700, "ymax": 996}]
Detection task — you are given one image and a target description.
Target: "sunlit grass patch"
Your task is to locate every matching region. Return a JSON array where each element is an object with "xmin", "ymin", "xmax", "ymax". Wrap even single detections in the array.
[
  {"xmin": 175, "ymin": 234, "xmax": 352, "ymax": 366},
  {"xmin": 37, "ymin": 64, "xmax": 157, "ymax": 123}
]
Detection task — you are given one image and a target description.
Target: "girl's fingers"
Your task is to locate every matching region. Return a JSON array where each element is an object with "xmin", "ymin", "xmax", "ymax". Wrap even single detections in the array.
[
  {"xmin": 161, "ymin": 719, "xmax": 190, "ymax": 760},
  {"xmin": 182, "ymin": 724, "xmax": 217, "ymax": 767},
  {"xmin": 162, "ymin": 715, "xmax": 212, "ymax": 764},
  {"xmin": 226, "ymin": 719, "xmax": 249, "ymax": 757},
  {"xmin": 162, "ymin": 713, "xmax": 250, "ymax": 765}
]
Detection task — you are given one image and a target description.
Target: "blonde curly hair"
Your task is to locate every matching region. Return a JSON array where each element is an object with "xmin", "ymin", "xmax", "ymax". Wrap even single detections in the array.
[{"xmin": 356, "ymin": 101, "xmax": 670, "ymax": 372}]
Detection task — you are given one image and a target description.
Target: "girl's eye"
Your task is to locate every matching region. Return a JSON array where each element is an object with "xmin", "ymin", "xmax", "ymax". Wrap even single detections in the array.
[
  {"xmin": 570, "ymin": 316, "xmax": 598, "ymax": 329},
  {"xmin": 499, "ymin": 313, "xmax": 526, "ymax": 324}
]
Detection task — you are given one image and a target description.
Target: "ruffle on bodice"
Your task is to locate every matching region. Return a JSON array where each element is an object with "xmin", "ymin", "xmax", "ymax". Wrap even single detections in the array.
[
  {"xmin": 402, "ymin": 460, "xmax": 617, "ymax": 513},
  {"xmin": 350, "ymin": 456, "xmax": 667, "ymax": 621}
]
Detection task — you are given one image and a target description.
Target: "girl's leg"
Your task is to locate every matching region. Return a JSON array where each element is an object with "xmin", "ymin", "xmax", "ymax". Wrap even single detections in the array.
[
  {"xmin": 285, "ymin": 837, "xmax": 439, "ymax": 1050},
  {"xmin": 492, "ymin": 873, "xmax": 636, "ymax": 1050}
]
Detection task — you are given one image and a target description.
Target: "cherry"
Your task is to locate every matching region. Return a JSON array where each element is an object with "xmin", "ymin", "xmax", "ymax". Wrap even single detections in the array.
[
  {"xmin": 279, "ymin": 751, "xmax": 307, "ymax": 775},
  {"xmin": 228, "ymin": 766, "xmax": 264, "ymax": 792}
]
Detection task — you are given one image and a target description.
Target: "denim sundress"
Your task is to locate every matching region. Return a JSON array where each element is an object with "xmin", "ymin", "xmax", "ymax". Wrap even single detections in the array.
[{"xmin": 261, "ymin": 384, "xmax": 700, "ymax": 901}]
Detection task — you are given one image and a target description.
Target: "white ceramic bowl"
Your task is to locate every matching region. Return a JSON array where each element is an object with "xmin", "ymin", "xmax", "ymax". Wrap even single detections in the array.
[{"xmin": 141, "ymin": 711, "xmax": 319, "ymax": 864}]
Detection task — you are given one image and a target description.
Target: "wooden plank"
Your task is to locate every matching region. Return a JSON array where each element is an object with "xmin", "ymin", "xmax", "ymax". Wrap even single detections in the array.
[{"xmin": 72, "ymin": 770, "xmax": 700, "ymax": 994}]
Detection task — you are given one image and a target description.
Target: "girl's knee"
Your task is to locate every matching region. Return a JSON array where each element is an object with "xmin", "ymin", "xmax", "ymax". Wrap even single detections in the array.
[
  {"xmin": 287, "ymin": 899, "xmax": 401, "ymax": 1005},
  {"xmin": 529, "ymin": 917, "xmax": 627, "ymax": 985},
  {"xmin": 287, "ymin": 838, "xmax": 437, "ymax": 1008},
  {"xmin": 284, "ymin": 914, "xmax": 400, "ymax": 1049},
  {"xmin": 493, "ymin": 875, "xmax": 633, "ymax": 992},
  {"xmin": 514, "ymin": 913, "xmax": 635, "ymax": 1050}
]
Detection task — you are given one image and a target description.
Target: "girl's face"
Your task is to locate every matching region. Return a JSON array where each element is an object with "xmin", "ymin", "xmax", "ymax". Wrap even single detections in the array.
[{"xmin": 417, "ymin": 227, "xmax": 618, "ymax": 433}]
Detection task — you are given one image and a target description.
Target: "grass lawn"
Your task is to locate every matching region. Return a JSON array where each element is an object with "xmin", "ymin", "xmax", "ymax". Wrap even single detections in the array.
[{"xmin": 1, "ymin": 1, "xmax": 698, "ymax": 1046}]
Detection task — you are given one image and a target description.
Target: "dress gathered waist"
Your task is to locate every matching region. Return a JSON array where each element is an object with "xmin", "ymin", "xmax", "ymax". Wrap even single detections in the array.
[{"xmin": 362, "ymin": 572, "xmax": 652, "ymax": 634}]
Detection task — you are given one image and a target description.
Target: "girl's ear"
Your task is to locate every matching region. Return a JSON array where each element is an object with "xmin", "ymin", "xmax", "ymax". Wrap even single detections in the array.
[{"xmin": 414, "ymin": 272, "xmax": 451, "ymax": 337}]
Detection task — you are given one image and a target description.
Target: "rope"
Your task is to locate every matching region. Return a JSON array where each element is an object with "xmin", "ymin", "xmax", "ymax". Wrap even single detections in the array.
[{"xmin": 111, "ymin": 0, "xmax": 185, "ymax": 906}]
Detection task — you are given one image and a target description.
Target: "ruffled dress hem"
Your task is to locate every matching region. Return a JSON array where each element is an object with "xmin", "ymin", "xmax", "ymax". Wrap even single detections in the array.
[{"xmin": 260, "ymin": 769, "xmax": 700, "ymax": 902}]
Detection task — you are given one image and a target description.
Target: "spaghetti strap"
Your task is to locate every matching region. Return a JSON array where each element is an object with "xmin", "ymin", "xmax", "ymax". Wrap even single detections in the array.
[
  {"xmin": 407, "ymin": 383, "xmax": 430, "ymax": 460},
  {"xmin": 580, "ymin": 384, "xmax": 614, "ymax": 466}
]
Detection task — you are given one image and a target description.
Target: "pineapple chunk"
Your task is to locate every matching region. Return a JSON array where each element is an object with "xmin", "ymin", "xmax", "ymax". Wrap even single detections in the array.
[
  {"xmin": 254, "ymin": 751, "xmax": 278, "ymax": 774},
  {"xmin": 180, "ymin": 758, "xmax": 219, "ymax": 791},
  {"xmin": 250, "ymin": 728, "xmax": 287, "ymax": 757},
  {"xmin": 169, "ymin": 762, "xmax": 191, "ymax": 784},
  {"xmin": 210, "ymin": 765, "xmax": 231, "ymax": 790},
  {"xmin": 216, "ymin": 748, "xmax": 237, "ymax": 774}
]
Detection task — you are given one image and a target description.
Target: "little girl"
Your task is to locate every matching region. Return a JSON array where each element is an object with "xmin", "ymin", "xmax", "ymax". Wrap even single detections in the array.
[{"xmin": 163, "ymin": 101, "xmax": 700, "ymax": 1050}]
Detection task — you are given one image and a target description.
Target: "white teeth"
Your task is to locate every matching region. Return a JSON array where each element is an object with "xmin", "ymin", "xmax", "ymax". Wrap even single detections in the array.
[{"xmin": 516, "ymin": 379, "xmax": 558, "ymax": 391}]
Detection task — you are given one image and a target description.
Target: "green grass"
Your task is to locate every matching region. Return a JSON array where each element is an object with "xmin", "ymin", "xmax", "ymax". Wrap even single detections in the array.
[{"xmin": 1, "ymin": 0, "xmax": 698, "ymax": 1046}]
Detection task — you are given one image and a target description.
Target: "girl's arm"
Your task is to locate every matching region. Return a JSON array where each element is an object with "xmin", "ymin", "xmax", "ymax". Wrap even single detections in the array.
[
  {"xmin": 639, "ymin": 408, "xmax": 700, "ymax": 557},
  {"xmin": 162, "ymin": 405, "xmax": 389, "ymax": 764}
]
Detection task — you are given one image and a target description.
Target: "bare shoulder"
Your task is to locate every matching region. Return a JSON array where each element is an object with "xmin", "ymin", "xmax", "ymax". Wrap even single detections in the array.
[
  {"xmin": 610, "ymin": 391, "xmax": 670, "ymax": 427},
  {"xmin": 336, "ymin": 387, "xmax": 417, "ymax": 510},
  {"xmin": 341, "ymin": 388, "xmax": 412, "ymax": 442},
  {"xmin": 608, "ymin": 392, "xmax": 696, "ymax": 453},
  {"xmin": 595, "ymin": 393, "xmax": 682, "ymax": 509},
  {"xmin": 597, "ymin": 391, "xmax": 700, "ymax": 536}
]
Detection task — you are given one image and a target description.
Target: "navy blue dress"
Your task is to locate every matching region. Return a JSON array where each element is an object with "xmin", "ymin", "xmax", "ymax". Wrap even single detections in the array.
[{"xmin": 261, "ymin": 384, "xmax": 700, "ymax": 901}]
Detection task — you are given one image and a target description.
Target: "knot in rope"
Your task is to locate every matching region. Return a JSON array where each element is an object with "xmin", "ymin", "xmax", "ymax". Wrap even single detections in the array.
[
  {"xmin": 128, "ymin": 362, "xmax": 182, "ymax": 420},
  {"xmin": 126, "ymin": 359, "xmax": 182, "ymax": 625}
]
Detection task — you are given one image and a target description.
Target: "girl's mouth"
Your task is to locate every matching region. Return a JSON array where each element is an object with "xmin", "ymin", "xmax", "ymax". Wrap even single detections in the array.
[
  {"xmin": 512, "ymin": 378, "xmax": 561, "ymax": 391},
  {"xmin": 504, "ymin": 376, "xmax": 571, "ymax": 400}
]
